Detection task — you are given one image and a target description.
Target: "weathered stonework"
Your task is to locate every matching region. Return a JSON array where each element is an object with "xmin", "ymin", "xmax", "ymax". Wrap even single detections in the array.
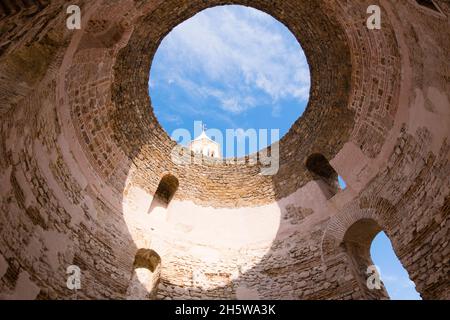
[{"xmin": 0, "ymin": 0, "xmax": 449, "ymax": 300}]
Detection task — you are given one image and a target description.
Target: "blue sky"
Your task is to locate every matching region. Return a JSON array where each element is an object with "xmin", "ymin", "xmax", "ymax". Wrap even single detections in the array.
[
  {"xmin": 149, "ymin": 5, "xmax": 310, "ymax": 157},
  {"xmin": 149, "ymin": 5, "xmax": 420, "ymax": 300},
  {"xmin": 371, "ymin": 232, "xmax": 421, "ymax": 300}
]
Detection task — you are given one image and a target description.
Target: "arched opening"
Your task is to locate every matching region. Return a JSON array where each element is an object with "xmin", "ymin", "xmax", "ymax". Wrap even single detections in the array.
[
  {"xmin": 148, "ymin": 174, "xmax": 179, "ymax": 212},
  {"xmin": 341, "ymin": 219, "xmax": 388, "ymax": 299},
  {"xmin": 126, "ymin": 249, "xmax": 161, "ymax": 300},
  {"xmin": 112, "ymin": 0, "xmax": 355, "ymax": 207},
  {"xmin": 305, "ymin": 153, "xmax": 339, "ymax": 198},
  {"xmin": 342, "ymin": 219, "xmax": 420, "ymax": 300}
]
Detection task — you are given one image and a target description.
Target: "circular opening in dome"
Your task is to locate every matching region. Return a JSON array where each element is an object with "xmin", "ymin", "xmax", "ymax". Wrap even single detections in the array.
[{"xmin": 149, "ymin": 5, "xmax": 310, "ymax": 158}]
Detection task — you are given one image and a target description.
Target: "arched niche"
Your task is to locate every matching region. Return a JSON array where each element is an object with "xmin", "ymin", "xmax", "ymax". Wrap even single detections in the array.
[
  {"xmin": 148, "ymin": 174, "xmax": 179, "ymax": 213},
  {"xmin": 126, "ymin": 249, "xmax": 162, "ymax": 300}
]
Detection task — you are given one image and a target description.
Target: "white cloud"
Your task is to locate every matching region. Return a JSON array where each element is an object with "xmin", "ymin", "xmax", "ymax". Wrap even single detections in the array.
[{"xmin": 150, "ymin": 5, "xmax": 310, "ymax": 115}]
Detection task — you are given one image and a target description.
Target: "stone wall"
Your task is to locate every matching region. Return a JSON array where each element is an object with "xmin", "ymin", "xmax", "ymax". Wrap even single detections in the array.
[{"xmin": 0, "ymin": 0, "xmax": 448, "ymax": 300}]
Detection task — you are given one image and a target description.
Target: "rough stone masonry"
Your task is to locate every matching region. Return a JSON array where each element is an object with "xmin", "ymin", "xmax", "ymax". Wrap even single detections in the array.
[{"xmin": 0, "ymin": 0, "xmax": 448, "ymax": 300}]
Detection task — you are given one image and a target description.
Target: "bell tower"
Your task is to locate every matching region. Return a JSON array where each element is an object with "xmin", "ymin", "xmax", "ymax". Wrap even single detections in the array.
[{"xmin": 188, "ymin": 124, "xmax": 221, "ymax": 158}]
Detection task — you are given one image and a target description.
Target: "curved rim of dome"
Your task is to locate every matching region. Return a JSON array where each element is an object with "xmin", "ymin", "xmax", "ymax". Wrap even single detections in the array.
[{"xmin": 111, "ymin": 0, "xmax": 355, "ymax": 166}]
